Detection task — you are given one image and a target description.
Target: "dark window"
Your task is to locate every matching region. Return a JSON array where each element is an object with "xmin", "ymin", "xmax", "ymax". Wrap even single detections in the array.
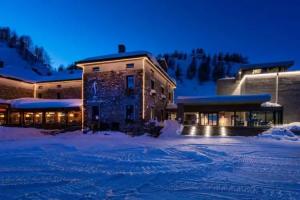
[
  {"xmin": 92, "ymin": 106, "xmax": 99, "ymax": 121},
  {"xmin": 168, "ymin": 92, "xmax": 172, "ymax": 102},
  {"xmin": 57, "ymin": 85, "xmax": 62, "ymax": 88},
  {"xmin": 57, "ymin": 93, "xmax": 61, "ymax": 99},
  {"xmin": 161, "ymin": 86, "xmax": 164, "ymax": 94},
  {"xmin": 38, "ymin": 93, "xmax": 42, "ymax": 98},
  {"xmin": 126, "ymin": 75, "xmax": 134, "ymax": 89},
  {"xmin": 151, "ymin": 80, "xmax": 155, "ymax": 90},
  {"xmin": 126, "ymin": 105, "xmax": 134, "ymax": 122},
  {"xmin": 38, "ymin": 86, "xmax": 43, "ymax": 89},
  {"xmin": 93, "ymin": 67, "xmax": 100, "ymax": 72},
  {"xmin": 126, "ymin": 63, "xmax": 134, "ymax": 68}
]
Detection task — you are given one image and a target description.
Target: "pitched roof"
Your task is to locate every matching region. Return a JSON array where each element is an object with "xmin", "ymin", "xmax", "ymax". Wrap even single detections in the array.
[{"xmin": 76, "ymin": 51, "xmax": 176, "ymax": 86}]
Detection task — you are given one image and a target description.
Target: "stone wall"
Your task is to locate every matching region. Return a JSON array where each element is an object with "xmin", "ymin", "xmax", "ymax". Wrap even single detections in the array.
[
  {"xmin": 83, "ymin": 69, "xmax": 143, "ymax": 129},
  {"xmin": 36, "ymin": 80, "xmax": 82, "ymax": 99},
  {"xmin": 143, "ymin": 62, "xmax": 173, "ymax": 121},
  {"xmin": 0, "ymin": 77, "xmax": 34, "ymax": 99}
]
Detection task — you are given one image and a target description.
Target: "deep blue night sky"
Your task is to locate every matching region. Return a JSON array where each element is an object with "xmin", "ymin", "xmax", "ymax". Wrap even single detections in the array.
[{"xmin": 1, "ymin": 0, "xmax": 300, "ymax": 68}]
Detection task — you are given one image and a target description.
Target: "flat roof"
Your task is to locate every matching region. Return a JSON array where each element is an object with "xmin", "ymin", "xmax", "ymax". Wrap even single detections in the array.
[
  {"xmin": 240, "ymin": 61, "xmax": 294, "ymax": 71},
  {"xmin": 177, "ymin": 94, "xmax": 271, "ymax": 106}
]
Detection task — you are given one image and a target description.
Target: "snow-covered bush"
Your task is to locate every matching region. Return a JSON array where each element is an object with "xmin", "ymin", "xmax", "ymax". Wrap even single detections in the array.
[{"xmin": 259, "ymin": 122, "xmax": 300, "ymax": 141}]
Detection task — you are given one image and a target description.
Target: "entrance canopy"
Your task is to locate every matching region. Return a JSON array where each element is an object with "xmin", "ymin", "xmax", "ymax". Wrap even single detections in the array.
[{"xmin": 177, "ymin": 94, "xmax": 271, "ymax": 106}]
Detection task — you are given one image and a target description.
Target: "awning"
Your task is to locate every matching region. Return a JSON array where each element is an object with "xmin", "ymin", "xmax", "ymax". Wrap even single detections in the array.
[{"xmin": 177, "ymin": 94, "xmax": 271, "ymax": 106}]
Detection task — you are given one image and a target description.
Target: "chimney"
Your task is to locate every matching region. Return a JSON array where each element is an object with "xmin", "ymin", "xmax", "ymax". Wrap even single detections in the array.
[{"xmin": 118, "ymin": 44, "xmax": 126, "ymax": 53}]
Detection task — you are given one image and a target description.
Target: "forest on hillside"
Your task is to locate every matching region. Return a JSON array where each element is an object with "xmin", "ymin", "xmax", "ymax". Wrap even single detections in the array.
[
  {"xmin": 0, "ymin": 27, "xmax": 51, "ymax": 68},
  {"xmin": 158, "ymin": 48, "xmax": 248, "ymax": 83}
]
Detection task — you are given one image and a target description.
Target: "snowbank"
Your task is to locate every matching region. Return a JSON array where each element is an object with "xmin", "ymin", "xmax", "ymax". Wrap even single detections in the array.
[
  {"xmin": 261, "ymin": 101, "xmax": 281, "ymax": 107},
  {"xmin": 160, "ymin": 120, "xmax": 183, "ymax": 138},
  {"xmin": 0, "ymin": 126, "xmax": 44, "ymax": 141},
  {"xmin": 259, "ymin": 122, "xmax": 300, "ymax": 141}
]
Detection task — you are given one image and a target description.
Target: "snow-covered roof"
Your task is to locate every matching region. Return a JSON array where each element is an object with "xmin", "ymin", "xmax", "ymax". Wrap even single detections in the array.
[
  {"xmin": 76, "ymin": 51, "xmax": 158, "ymax": 65},
  {"xmin": 9, "ymin": 98, "xmax": 82, "ymax": 109},
  {"xmin": 240, "ymin": 61, "xmax": 294, "ymax": 70},
  {"xmin": 0, "ymin": 99, "xmax": 8, "ymax": 104},
  {"xmin": 0, "ymin": 42, "xmax": 51, "ymax": 82},
  {"xmin": 261, "ymin": 101, "xmax": 281, "ymax": 107},
  {"xmin": 37, "ymin": 70, "xmax": 82, "ymax": 83},
  {"xmin": 177, "ymin": 94, "xmax": 271, "ymax": 105},
  {"xmin": 76, "ymin": 50, "xmax": 176, "ymax": 85}
]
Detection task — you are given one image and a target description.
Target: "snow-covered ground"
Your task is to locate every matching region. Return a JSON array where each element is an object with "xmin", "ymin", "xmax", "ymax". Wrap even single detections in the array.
[{"xmin": 0, "ymin": 125, "xmax": 299, "ymax": 199}]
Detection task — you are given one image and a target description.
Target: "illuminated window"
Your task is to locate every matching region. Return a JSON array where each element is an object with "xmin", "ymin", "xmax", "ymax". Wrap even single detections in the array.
[
  {"xmin": 0, "ymin": 113, "xmax": 6, "ymax": 125},
  {"xmin": 252, "ymin": 69, "xmax": 262, "ymax": 74},
  {"xmin": 34, "ymin": 113, "xmax": 43, "ymax": 125},
  {"xmin": 46, "ymin": 112, "xmax": 56, "ymax": 124},
  {"xmin": 10, "ymin": 112, "xmax": 20, "ymax": 125},
  {"xmin": 24, "ymin": 112, "xmax": 34, "ymax": 126}
]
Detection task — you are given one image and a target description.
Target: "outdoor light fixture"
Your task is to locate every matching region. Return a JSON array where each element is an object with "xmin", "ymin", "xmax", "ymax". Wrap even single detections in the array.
[
  {"xmin": 69, "ymin": 113, "xmax": 74, "ymax": 117},
  {"xmin": 190, "ymin": 126, "xmax": 196, "ymax": 136},
  {"xmin": 220, "ymin": 126, "xmax": 227, "ymax": 137},
  {"xmin": 204, "ymin": 125, "xmax": 211, "ymax": 137}
]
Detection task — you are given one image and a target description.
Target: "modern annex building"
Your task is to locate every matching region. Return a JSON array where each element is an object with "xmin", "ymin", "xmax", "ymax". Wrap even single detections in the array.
[{"xmin": 0, "ymin": 45, "xmax": 299, "ymax": 131}]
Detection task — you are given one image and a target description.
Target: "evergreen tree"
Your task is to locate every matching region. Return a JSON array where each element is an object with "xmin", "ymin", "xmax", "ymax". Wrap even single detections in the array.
[
  {"xmin": 175, "ymin": 64, "xmax": 182, "ymax": 81},
  {"xmin": 198, "ymin": 55, "xmax": 211, "ymax": 82},
  {"xmin": 8, "ymin": 32, "xmax": 18, "ymax": 48},
  {"xmin": 58, "ymin": 64, "xmax": 65, "ymax": 72},
  {"xmin": 186, "ymin": 57, "xmax": 197, "ymax": 79},
  {"xmin": 212, "ymin": 58, "xmax": 225, "ymax": 81}
]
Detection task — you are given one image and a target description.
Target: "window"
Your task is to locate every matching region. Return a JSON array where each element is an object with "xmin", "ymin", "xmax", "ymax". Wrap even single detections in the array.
[
  {"xmin": 93, "ymin": 67, "xmax": 100, "ymax": 72},
  {"xmin": 252, "ymin": 69, "xmax": 262, "ymax": 74},
  {"xmin": 126, "ymin": 75, "xmax": 134, "ymax": 89},
  {"xmin": 161, "ymin": 86, "xmax": 164, "ymax": 94},
  {"xmin": 126, "ymin": 63, "xmax": 134, "ymax": 68},
  {"xmin": 38, "ymin": 93, "xmax": 42, "ymax": 98},
  {"xmin": 151, "ymin": 80, "xmax": 155, "ymax": 90},
  {"xmin": 57, "ymin": 93, "xmax": 61, "ymax": 99},
  {"xmin": 57, "ymin": 85, "xmax": 62, "ymax": 88},
  {"xmin": 125, "ymin": 105, "xmax": 134, "ymax": 122},
  {"xmin": 168, "ymin": 92, "xmax": 172, "ymax": 102},
  {"xmin": 38, "ymin": 86, "xmax": 43, "ymax": 89}
]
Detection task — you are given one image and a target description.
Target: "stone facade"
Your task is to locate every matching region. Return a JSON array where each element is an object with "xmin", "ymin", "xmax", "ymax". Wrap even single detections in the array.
[
  {"xmin": 36, "ymin": 80, "xmax": 82, "ymax": 99},
  {"xmin": 143, "ymin": 61, "xmax": 174, "ymax": 121},
  {"xmin": 79, "ymin": 56, "xmax": 176, "ymax": 130},
  {"xmin": 0, "ymin": 77, "xmax": 34, "ymax": 99},
  {"xmin": 83, "ymin": 69, "xmax": 143, "ymax": 128},
  {"xmin": 217, "ymin": 72, "xmax": 300, "ymax": 123}
]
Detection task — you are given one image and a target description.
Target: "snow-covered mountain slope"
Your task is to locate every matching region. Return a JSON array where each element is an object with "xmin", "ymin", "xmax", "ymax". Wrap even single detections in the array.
[
  {"xmin": 166, "ymin": 54, "xmax": 241, "ymax": 98},
  {"xmin": 0, "ymin": 41, "xmax": 51, "ymax": 82}
]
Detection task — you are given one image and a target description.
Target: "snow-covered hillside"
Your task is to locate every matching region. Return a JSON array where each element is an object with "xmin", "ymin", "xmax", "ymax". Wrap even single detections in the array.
[
  {"xmin": 0, "ymin": 41, "xmax": 51, "ymax": 82},
  {"xmin": 163, "ymin": 50, "xmax": 246, "ymax": 98}
]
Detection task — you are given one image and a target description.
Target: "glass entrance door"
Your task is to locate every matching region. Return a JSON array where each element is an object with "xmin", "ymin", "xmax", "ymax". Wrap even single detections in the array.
[{"xmin": 200, "ymin": 113, "xmax": 218, "ymax": 126}]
